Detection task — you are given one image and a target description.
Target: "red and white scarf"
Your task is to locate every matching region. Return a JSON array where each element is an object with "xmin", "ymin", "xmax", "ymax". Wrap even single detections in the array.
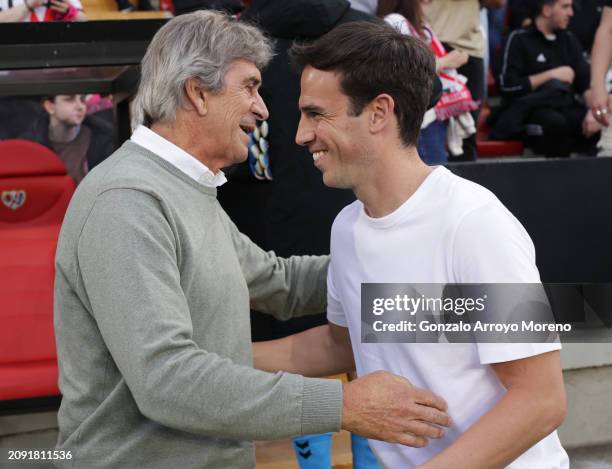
[{"xmin": 405, "ymin": 20, "xmax": 480, "ymax": 121}]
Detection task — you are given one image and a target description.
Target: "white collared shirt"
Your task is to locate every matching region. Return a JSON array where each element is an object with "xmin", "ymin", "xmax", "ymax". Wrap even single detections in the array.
[{"xmin": 130, "ymin": 125, "xmax": 227, "ymax": 187}]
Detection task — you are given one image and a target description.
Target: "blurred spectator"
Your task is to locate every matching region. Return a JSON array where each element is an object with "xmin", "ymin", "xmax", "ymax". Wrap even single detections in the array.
[
  {"xmin": 493, "ymin": 0, "xmax": 601, "ymax": 156},
  {"xmin": 509, "ymin": 0, "xmax": 605, "ymax": 52},
  {"xmin": 487, "ymin": 6, "xmax": 507, "ymax": 61},
  {"xmin": 379, "ymin": 0, "xmax": 477, "ymax": 164},
  {"xmin": 233, "ymin": 0, "xmax": 372, "ymax": 343},
  {"xmin": 423, "ymin": 0, "xmax": 505, "ymax": 160},
  {"xmin": 20, "ymin": 94, "xmax": 114, "ymax": 183},
  {"xmin": 0, "ymin": 0, "xmax": 85, "ymax": 22},
  {"xmin": 0, "ymin": 0, "xmax": 85, "ymax": 150},
  {"xmin": 228, "ymin": 1, "xmax": 379, "ymax": 467}
]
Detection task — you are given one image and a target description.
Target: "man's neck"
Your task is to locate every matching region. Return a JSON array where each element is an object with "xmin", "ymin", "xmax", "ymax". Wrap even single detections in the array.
[
  {"xmin": 535, "ymin": 16, "xmax": 555, "ymax": 36},
  {"xmin": 48, "ymin": 121, "xmax": 80, "ymax": 143},
  {"xmin": 354, "ymin": 146, "xmax": 434, "ymax": 218},
  {"xmin": 151, "ymin": 119, "xmax": 221, "ymax": 174}
]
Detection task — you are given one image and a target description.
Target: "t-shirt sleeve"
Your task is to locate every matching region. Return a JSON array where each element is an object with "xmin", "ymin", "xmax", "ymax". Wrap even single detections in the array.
[
  {"xmin": 326, "ymin": 260, "xmax": 348, "ymax": 327},
  {"xmin": 452, "ymin": 201, "xmax": 561, "ymax": 365}
]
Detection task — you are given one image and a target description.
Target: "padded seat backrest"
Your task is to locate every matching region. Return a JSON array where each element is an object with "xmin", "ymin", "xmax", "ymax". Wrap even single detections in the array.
[
  {"xmin": 0, "ymin": 139, "xmax": 73, "ymax": 225},
  {"xmin": 0, "ymin": 139, "xmax": 75, "ymax": 399}
]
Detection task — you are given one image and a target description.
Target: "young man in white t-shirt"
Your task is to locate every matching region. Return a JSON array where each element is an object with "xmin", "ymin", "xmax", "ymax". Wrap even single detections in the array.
[{"xmin": 253, "ymin": 21, "xmax": 569, "ymax": 468}]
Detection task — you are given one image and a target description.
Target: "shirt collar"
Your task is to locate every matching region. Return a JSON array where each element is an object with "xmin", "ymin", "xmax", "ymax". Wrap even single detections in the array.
[
  {"xmin": 532, "ymin": 24, "xmax": 557, "ymax": 41},
  {"xmin": 130, "ymin": 125, "xmax": 227, "ymax": 187}
]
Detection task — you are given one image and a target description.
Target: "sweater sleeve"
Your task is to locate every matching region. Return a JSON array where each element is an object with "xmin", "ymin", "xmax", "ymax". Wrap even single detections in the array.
[
  {"xmin": 219, "ymin": 209, "xmax": 329, "ymax": 320},
  {"xmin": 77, "ymin": 188, "xmax": 342, "ymax": 440},
  {"xmin": 499, "ymin": 30, "xmax": 532, "ymax": 97}
]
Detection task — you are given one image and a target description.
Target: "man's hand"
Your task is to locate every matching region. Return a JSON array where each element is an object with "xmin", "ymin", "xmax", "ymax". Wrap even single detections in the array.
[
  {"xmin": 49, "ymin": 0, "xmax": 69, "ymax": 14},
  {"xmin": 549, "ymin": 66, "xmax": 575, "ymax": 84},
  {"xmin": 253, "ymin": 324, "xmax": 355, "ymax": 377},
  {"xmin": 583, "ymin": 109, "xmax": 603, "ymax": 137},
  {"xmin": 342, "ymin": 370, "xmax": 450, "ymax": 447},
  {"xmin": 588, "ymin": 86, "xmax": 611, "ymax": 126},
  {"xmin": 438, "ymin": 50, "xmax": 469, "ymax": 71}
]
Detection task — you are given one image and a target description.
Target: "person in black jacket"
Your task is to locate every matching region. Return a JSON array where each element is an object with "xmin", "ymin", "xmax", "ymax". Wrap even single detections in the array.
[
  {"xmin": 20, "ymin": 94, "xmax": 114, "ymax": 184},
  {"xmin": 508, "ymin": 0, "xmax": 607, "ymax": 53},
  {"xmin": 496, "ymin": 0, "xmax": 601, "ymax": 156},
  {"xmin": 227, "ymin": 1, "xmax": 371, "ymax": 339},
  {"xmin": 219, "ymin": 2, "xmax": 381, "ymax": 468}
]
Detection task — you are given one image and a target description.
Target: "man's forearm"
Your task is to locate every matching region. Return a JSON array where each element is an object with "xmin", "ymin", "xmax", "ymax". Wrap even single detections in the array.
[
  {"xmin": 528, "ymin": 69, "xmax": 554, "ymax": 90},
  {"xmin": 420, "ymin": 351, "xmax": 566, "ymax": 469},
  {"xmin": 420, "ymin": 386, "xmax": 565, "ymax": 469},
  {"xmin": 590, "ymin": 9, "xmax": 612, "ymax": 90},
  {"xmin": 253, "ymin": 324, "xmax": 355, "ymax": 377}
]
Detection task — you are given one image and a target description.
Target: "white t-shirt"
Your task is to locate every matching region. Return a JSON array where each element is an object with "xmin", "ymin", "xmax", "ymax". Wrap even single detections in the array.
[
  {"xmin": 327, "ymin": 166, "xmax": 569, "ymax": 468},
  {"xmin": 0, "ymin": 0, "xmax": 82, "ymax": 22}
]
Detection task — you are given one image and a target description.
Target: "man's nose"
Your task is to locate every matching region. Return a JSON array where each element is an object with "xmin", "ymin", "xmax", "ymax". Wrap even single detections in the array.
[
  {"xmin": 295, "ymin": 116, "xmax": 313, "ymax": 146},
  {"xmin": 253, "ymin": 92, "xmax": 269, "ymax": 121}
]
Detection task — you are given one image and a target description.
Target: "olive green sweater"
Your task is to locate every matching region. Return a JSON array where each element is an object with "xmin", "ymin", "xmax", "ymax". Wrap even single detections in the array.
[{"xmin": 53, "ymin": 141, "xmax": 342, "ymax": 468}]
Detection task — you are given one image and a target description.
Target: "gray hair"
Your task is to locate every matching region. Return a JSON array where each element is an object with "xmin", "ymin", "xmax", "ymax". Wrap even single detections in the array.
[{"xmin": 131, "ymin": 10, "xmax": 273, "ymax": 129}]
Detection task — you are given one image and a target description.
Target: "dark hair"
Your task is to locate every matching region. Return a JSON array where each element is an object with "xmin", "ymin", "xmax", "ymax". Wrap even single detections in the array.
[
  {"xmin": 530, "ymin": 0, "xmax": 558, "ymax": 18},
  {"xmin": 290, "ymin": 21, "xmax": 435, "ymax": 147},
  {"xmin": 377, "ymin": 0, "xmax": 425, "ymax": 38}
]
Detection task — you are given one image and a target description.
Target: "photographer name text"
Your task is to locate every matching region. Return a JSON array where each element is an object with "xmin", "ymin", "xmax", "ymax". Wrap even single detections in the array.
[{"xmin": 372, "ymin": 320, "xmax": 572, "ymax": 333}]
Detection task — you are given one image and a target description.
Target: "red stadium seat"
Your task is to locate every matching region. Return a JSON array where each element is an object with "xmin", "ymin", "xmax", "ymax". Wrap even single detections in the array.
[
  {"xmin": 0, "ymin": 139, "xmax": 75, "ymax": 401},
  {"xmin": 477, "ymin": 101, "xmax": 524, "ymax": 158},
  {"xmin": 477, "ymin": 139, "xmax": 525, "ymax": 157}
]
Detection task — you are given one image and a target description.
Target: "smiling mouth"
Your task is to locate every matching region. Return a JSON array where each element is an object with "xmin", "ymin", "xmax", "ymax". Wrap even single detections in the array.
[
  {"xmin": 312, "ymin": 150, "xmax": 328, "ymax": 162},
  {"xmin": 240, "ymin": 124, "xmax": 255, "ymax": 134}
]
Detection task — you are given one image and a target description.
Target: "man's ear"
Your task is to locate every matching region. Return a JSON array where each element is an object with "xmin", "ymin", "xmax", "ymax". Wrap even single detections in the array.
[
  {"xmin": 42, "ymin": 99, "xmax": 55, "ymax": 116},
  {"xmin": 185, "ymin": 77, "xmax": 208, "ymax": 116},
  {"xmin": 368, "ymin": 94, "xmax": 395, "ymax": 134}
]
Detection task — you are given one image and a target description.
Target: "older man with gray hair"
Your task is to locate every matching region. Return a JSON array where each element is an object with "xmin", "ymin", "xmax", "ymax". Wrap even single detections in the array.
[{"xmin": 53, "ymin": 10, "xmax": 450, "ymax": 468}]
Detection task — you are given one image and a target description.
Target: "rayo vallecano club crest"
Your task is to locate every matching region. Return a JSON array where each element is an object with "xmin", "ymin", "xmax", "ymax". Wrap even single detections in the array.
[{"xmin": 1, "ymin": 190, "xmax": 27, "ymax": 210}]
